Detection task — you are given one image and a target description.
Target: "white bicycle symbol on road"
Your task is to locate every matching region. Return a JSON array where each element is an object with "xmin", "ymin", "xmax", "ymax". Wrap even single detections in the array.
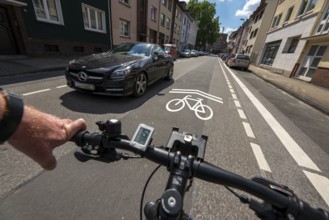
[{"xmin": 166, "ymin": 95, "xmax": 213, "ymax": 120}]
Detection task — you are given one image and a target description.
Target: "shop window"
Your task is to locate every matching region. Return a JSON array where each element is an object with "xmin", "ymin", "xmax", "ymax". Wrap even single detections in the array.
[{"xmin": 261, "ymin": 40, "xmax": 282, "ymax": 66}]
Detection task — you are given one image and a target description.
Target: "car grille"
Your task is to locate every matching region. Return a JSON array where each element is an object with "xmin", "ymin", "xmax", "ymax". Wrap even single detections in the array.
[{"xmin": 68, "ymin": 69, "xmax": 104, "ymax": 83}]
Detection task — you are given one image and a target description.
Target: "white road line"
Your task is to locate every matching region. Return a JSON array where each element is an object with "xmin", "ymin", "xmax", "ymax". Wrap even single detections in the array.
[
  {"xmin": 242, "ymin": 122, "xmax": 255, "ymax": 138},
  {"xmin": 251, "ymin": 143, "xmax": 272, "ymax": 172},
  {"xmin": 22, "ymin": 89, "xmax": 51, "ymax": 96},
  {"xmin": 229, "ymin": 89, "xmax": 235, "ymax": 93},
  {"xmin": 234, "ymin": 100, "xmax": 241, "ymax": 108},
  {"xmin": 303, "ymin": 171, "xmax": 329, "ymax": 206},
  {"xmin": 56, "ymin": 85, "xmax": 67, "ymax": 88},
  {"xmin": 219, "ymin": 60, "xmax": 320, "ymax": 172},
  {"xmin": 237, "ymin": 109, "xmax": 247, "ymax": 119},
  {"xmin": 232, "ymin": 94, "xmax": 237, "ymax": 100},
  {"xmin": 228, "ymin": 85, "xmax": 232, "ymax": 89}
]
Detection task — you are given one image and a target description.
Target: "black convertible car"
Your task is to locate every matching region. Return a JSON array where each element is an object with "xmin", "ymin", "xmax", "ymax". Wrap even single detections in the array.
[{"xmin": 65, "ymin": 42, "xmax": 174, "ymax": 97}]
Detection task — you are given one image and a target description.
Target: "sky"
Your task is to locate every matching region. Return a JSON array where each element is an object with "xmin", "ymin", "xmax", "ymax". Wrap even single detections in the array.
[{"xmin": 183, "ymin": 0, "xmax": 262, "ymax": 36}]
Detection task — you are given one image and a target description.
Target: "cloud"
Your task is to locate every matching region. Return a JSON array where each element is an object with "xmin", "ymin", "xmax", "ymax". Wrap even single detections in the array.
[
  {"xmin": 235, "ymin": 0, "xmax": 261, "ymax": 17},
  {"xmin": 223, "ymin": 27, "xmax": 237, "ymax": 36}
]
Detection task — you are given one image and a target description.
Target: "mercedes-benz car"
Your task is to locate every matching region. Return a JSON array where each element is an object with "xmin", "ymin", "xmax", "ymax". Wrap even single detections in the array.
[{"xmin": 65, "ymin": 42, "xmax": 174, "ymax": 97}]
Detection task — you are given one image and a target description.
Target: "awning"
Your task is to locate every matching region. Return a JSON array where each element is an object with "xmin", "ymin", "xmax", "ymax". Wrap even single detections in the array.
[{"xmin": 0, "ymin": 0, "xmax": 27, "ymax": 6}]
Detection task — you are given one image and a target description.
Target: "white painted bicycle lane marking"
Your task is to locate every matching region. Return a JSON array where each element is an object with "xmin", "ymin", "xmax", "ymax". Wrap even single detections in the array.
[{"xmin": 166, "ymin": 89, "xmax": 223, "ymax": 121}]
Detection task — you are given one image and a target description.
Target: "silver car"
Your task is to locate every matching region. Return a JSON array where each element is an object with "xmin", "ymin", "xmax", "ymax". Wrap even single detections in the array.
[
  {"xmin": 180, "ymin": 49, "xmax": 191, "ymax": 58},
  {"xmin": 227, "ymin": 54, "xmax": 250, "ymax": 70}
]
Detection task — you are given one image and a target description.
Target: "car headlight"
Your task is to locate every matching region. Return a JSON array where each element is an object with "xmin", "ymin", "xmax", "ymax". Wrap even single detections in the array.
[{"xmin": 110, "ymin": 66, "xmax": 131, "ymax": 79}]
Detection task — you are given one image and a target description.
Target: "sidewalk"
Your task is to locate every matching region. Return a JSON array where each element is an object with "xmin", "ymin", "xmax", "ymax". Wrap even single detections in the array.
[
  {"xmin": 249, "ymin": 64, "xmax": 329, "ymax": 116},
  {"xmin": 0, "ymin": 55, "xmax": 328, "ymax": 115},
  {"xmin": 0, "ymin": 55, "xmax": 73, "ymax": 78}
]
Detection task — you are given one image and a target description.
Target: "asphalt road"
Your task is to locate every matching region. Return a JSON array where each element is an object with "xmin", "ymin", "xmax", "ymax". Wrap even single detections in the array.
[{"xmin": 0, "ymin": 56, "xmax": 328, "ymax": 219}]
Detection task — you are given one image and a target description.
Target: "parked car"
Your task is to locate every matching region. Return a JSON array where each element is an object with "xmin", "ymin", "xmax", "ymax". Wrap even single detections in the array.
[
  {"xmin": 190, "ymin": 49, "xmax": 199, "ymax": 57},
  {"xmin": 225, "ymin": 54, "xmax": 234, "ymax": 65},
  {"xmin": 227, "ymin": 54, "xmax": 250, "ymax": 70},
  {"xmin": 180, "ymin": 49, "xmax": 191, "ymax": 58},
  {"xmin": 65, "ymin": 42, "xmax": 174, "ymax": 97},
  {"xmin": 162, "ymin": 44, "xmax": 178, "ymax": 60},
  {"xmin": 220, "ymin": 53, "xmax": 229, "ymax": 60}
]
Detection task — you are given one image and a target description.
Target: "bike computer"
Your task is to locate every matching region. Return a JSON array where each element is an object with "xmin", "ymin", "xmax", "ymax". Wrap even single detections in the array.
[{"xmin": 131, "ymin": 124, "xmax": 154, "ymax": 151}]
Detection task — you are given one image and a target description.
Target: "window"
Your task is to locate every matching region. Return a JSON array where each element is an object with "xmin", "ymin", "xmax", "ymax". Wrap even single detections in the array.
[
  {"xmin": 271, "ymin": 13, "xmax": 282, "ymax": 28},
  {"xmin": 82, "ymin": 4, "xmax": 106, "ymax": 33},
  {"xmin": 297, "ymin": 0, "xmax": 317, "ymax": 16},
  {"xmin": 174, "ymin": 24, "xmax": 177, "ymax": 33},
  {"xmin": 162, "ymin": 0, "xmax": 167, "ymax": 6},
  {"xmin": 32, "ymin": 0, "xmax": 64, "ymax": 24},
  {"xmin": 261, "ymin": 40, "xmax": 282, "ymax": 66},
  {"xmin": 249, "ymin": 31, "xmax": 254, "ymax": 39},
  {"xmin": 168, "ymin": 0, "xmax": 172, "ymax": 11},
  {"xmin": 253, "ymin": 28, "xmax": 258, "ymax": 38},
  {"xmin": 160, "ymin": 13, "xmax": 165, "ymax": 27},
  {"xmin": 283, "ymin": 36, "xmax": 300, "ymax": 53},
  {"xmin": 166, "ymin": 17, "xmax": 170, "ymax": 29},
  {"xmin": 120, "ymin": 19, "xmax": 130, "ymax": 37},
  {"xmin": 119, "ymin": 0, "xmax": 129, "ymax": 4},
  {"xmin": 151, "ymin": 6, "xmax": 157, "ymax": 21},
  {"xmin": 297, "ymin": 45, "xmax": 327, "ymax": 79},
  {"xmin": 284, "ymin": 7, "xmax": 294, "ymax": 23},
  {"xmin": 316, "ymin": 3, "xmax": 329, "ymax": 34}
]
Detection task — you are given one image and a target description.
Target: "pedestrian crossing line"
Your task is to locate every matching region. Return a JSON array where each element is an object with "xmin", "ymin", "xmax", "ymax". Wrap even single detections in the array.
[
  {"xmin": 303, "ymin": 171, "xmax": 329, "ymax": 206},
  {"xmin": 251, "ymin": 143, "xmax": 272, "ymax": 173}
]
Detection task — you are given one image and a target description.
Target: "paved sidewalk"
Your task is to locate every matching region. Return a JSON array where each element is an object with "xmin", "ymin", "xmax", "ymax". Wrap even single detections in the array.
[
  {"xmin": 249, "ymin": 64, "xmax": 329, "ymax": 116},
  {"xmin": 0, "ymin": 55, "xmax": 74, "ymax": 78}
]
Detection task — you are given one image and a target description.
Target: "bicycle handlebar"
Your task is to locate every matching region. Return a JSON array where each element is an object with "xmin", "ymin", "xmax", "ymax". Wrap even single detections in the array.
[{"xmin": 71, "ymin": 121, "xmax": 329, "ymax": 220}]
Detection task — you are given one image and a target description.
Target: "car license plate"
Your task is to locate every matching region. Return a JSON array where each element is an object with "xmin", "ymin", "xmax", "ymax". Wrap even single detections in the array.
[{"xmin": 74, "ymin": 81, "xmax": 95, "ymax": 90}]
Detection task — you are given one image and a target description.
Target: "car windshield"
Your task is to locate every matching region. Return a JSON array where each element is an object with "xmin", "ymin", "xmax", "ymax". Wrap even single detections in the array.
[
  {"xmin": 110, "ymin": 43, "xmax": 151, "ymax": 57},
  {"xmin": 163, "ymin": 46, "xmax": 174, "ymax": 51},
  {"xmin": 184, "ymin": 49, "xmax": 190, "ymax": 52}
]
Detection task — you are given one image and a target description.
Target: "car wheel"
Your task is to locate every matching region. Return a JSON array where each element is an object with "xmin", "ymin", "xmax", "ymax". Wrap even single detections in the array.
[
  {"xmin": 133, "ymin": 72, "xmax": 147, "ymax": 97},
  {"xmin": 165, "ymin": 65, "xmax": 174, "ymax": 80}
]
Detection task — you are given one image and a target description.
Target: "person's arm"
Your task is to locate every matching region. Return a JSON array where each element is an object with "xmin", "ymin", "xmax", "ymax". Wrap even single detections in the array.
[{"xmin": 0, "ymin": 89, "xmax": 86, "ymax": 170}]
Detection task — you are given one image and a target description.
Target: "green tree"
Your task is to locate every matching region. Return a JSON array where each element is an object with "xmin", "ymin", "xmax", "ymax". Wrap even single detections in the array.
[{"xmin": 187, "ymin": 0, "xmax": 220, "ymax": 49}]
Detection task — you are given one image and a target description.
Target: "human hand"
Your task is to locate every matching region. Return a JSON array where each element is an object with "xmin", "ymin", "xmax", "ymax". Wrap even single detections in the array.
[{"xmin": 8, "ymin": 106, "xmax": 87, "ymax": 170}]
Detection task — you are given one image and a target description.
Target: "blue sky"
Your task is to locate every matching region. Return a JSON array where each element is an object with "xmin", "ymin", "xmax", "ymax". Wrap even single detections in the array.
[{"xmin": 184, "ymin": 0, "xmax": 261, "ymax": 36}]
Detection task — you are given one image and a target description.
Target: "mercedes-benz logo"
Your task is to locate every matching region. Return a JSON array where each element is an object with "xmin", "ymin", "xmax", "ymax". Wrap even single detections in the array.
[{"xmin": 78, "ymin": 71, "xmax": 88, "ymax": 82}]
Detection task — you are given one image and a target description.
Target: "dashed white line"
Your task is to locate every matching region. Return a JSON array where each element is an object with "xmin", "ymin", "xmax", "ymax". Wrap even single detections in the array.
[
  {"xmin": 229, "ymin": 89, "xmax": 235, "ymax": 93},
  {"xmin": 56, "ymin": 85, "xmax": 67, "ymax": 88},
  {"xmin": 228, "ymin": 85, "xmax": 232, "ymax": 89},
  {"xmin": 303, "ymin": 171, "xmax": 329, "ymax": 206},
  {"xmin": 251, "ymin": 143, "xmax": 272, "ymax": 172},
  {"xmin": 237, "ymin": 109, "xmax": 247, "ymax": 120},
  {"xmin": 234, "ymin": 100, "xmax": 241, "ymax": 108},
  {"xmin": 222, "ymin": 62, "xmax": 320, "ymax": 172},
  {"xmin": 232, "ymin": 94, "xmax": 237, "ymax": 100},
  {"xmin": 22, "ymin": 89, "xmax": 51, "ymax": 96},
  {"xmin": 242, "ymin": 122, "xmax": 255, "ymax": 138}
]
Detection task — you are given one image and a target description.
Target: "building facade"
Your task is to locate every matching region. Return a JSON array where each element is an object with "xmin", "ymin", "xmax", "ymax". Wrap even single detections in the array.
[
  {"xmin": 260, "ymin": 0, "xmax": 325, "ymax": 76},
  {"xmin": 1, "ymin": 0, "xmax": 198, "ymax": 57},
  {"xmin": 0, "ymin": 0, "xmax": 112, "ymax": 56},
  {"xmin": 245, "ymin": 0, "xmax": 278, "ymax": 64}
]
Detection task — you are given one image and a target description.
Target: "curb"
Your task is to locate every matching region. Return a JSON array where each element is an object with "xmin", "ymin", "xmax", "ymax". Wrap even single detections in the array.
[{"xmin": 249, "ymin": 69, "xmax": 329, "ymax": 116}]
